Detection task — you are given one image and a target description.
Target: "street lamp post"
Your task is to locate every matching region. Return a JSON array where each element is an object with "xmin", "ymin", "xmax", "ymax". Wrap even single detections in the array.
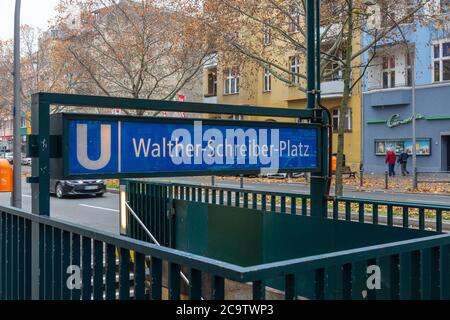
[
  {"xmin": 412, "ymin": 52, "xmax": 418, "ymax": 189},
  {"xmin": 12, "ymin": 0, "xmax": 22, "ymax": 208}
]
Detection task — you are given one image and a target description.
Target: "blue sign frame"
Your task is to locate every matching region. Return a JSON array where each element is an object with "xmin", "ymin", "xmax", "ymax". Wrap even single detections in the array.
[{"xmin": 57, "ymin": 113, "xmax": 321, "ymax": 179}]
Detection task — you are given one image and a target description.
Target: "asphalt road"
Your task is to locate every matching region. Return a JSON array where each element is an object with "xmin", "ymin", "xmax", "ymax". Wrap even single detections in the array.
[{"xmin": 0, "ymin": 176, "xmax": 119, "ymax": 234}]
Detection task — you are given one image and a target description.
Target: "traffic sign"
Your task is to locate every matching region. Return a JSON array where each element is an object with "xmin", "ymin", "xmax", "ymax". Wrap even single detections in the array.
[{"xmin": 51, "ymin": 114, "xmax": 320, "ymax": 179}]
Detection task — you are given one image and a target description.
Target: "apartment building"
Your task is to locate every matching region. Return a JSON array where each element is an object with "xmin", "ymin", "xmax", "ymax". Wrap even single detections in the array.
[
  {"xmin": 203, "ymin": 30, "xmax": 363, "ymax": 170},
  {"xmin": 362, "ymin": 1, "xmax": 450, "ymax": 172}
]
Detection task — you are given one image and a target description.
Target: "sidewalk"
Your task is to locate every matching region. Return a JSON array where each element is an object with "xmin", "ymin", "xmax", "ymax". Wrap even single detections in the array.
[
  {"xmin": 291, "ymin": 174, "xmax": 449, "ymax": 196},
  {"xmin": 218, "ymin": 173, "xmax": 449, "ymax": 196}
]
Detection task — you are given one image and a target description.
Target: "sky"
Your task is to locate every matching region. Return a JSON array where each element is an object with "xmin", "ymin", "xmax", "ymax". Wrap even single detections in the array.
[{"xmin": 0, "ymin": 0, "xmax": 60, "ymax": 40}]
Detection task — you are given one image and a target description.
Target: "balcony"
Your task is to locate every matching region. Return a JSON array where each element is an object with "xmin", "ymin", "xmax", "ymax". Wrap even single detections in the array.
[
  {"xmin": 321, "ymin": 80, "xmax": 344, "ymax": 98},
  {"xmin": 320, "ymin": 23, "xmax": 342, "ymax": 44},
  {"xmin": 203, "ymin": 95, "xmax": 217, "ymax": 104}
]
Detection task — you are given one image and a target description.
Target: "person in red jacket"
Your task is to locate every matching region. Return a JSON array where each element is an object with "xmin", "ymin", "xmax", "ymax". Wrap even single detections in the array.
[{"xmin": 385, "ymin": 148, "xmax": 397, "ymax": 177}]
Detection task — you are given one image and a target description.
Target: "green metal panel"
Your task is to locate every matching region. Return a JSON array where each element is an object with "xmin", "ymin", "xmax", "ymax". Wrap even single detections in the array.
[
  {"xmin": 440, "ymin": 245, "xmax": 450, "ymax": 299},
  {"xmin": 52, "ymin": 228, "xmax": 62, "ymax": 300},
  {"xmin": 93, "ymin": 240, "xmax": 103, "ymax": 300},
  {"xmin": 105, "ymin": 243, "xmax": 116, "ymax": 300},
  {"xmin": 44, "ymin": 225, "xmax": 53, "ymax": 300},
  {"xmin": 119, "ymin": 248, "xmax": 130, "ymax": 300},
  {"xmin": 1, "ymin": 201, "xmax": 450, "ymax": 300},
  {"xmin": 36, "ymin": 92, "xmax": 316, "ymax": 119},
  {"xmin": 169, "ymin": 262, "xmax": 181, "ymax": 300},
  {"xmin": 211, "ymin": 276, "xmax": 225, "ymax": 300},
  {"xmin": 175, "ymin": 201, "xmax": 263, "ymax": 267},
  {"xmin": 71, "ymin": 234, "xmax": 81, "ymax": 300},
  {"xmin": 81, "ymin": 236, "xmax": 92, "ymax": 300},
  {"xmin": 151, "ymin": 257, "xmax": 162, "ymax": 300},
  {"xmin": 134, "ymin": 252, "xmax": 145, "ymax": 300},
  {"xmin": 189, "ymin": 268, "xmax": 202, "ymax": 300},
  {"xmin": 172, "ymin": 198, "xmax": 441, "ymax": 299},
  {"xmin": 62, "ymin": 231, "xmax": 71, "ymax": 300}
]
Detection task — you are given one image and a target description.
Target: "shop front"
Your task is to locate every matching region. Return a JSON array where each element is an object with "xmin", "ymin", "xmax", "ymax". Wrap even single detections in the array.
[{"xmin": 363, "ymin": 84, "xmax": 450, "ymax": 173}]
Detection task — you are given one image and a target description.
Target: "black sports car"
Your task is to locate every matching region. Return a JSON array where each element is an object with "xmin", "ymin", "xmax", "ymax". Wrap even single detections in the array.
[{"xmin": 50, "ymin": 179, "xmax": 106, "ymax": 198}]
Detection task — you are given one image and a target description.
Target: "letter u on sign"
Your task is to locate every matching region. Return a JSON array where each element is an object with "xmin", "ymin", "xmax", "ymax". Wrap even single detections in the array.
[{"xmin": 76, "ymin": 124, "xmax": 112, "ymax": 170}]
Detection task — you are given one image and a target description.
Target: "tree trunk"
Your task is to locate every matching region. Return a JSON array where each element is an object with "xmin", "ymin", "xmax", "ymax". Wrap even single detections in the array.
[{"xmin": 335, "ymin": 1, "xmax": 354, "ymax": 197}]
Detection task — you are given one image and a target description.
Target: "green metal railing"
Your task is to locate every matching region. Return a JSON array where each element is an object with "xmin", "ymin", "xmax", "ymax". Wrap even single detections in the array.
[
  {"xmin": 125, "ymin": 180, "xmax": 450, "ymax": 239},
  {"xmin": 126, "ymin": 182, "xmax": 173, "ymax": 246},
  {"xmin": 1, "ymin": 202, "xmax": 450, "ymax": 300}
]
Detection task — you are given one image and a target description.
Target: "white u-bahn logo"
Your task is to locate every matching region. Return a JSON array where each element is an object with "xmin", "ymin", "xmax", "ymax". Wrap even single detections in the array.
[{"xmin": 76, "ymin": 123, "xmax": 112, "ymax": 170}]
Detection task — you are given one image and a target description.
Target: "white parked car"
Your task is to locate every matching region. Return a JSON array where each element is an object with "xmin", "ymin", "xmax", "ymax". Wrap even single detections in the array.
[
  {"xmin": 4, "ymin": 152, "xmax": 13, "ymax": 164},
  {"xmin": 260, "ymin": 172, "xmax": 288, "ymax": 179},
  {"xmin": 21, "ymin": 157, "xmax": 32, "ymax": 165}
]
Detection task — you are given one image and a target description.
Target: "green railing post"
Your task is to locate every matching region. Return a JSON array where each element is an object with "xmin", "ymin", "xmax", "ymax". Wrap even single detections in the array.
[
  {"xmin": 308, "ymin": 0, "xmax": 328, "ymax": 219},
  {"xmin": 30, "ymin": 93, "xmax": 51, "ymax": 300}
]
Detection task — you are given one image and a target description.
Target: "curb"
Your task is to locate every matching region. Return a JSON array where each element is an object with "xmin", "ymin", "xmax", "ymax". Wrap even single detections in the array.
[
  {"xmin": 287, "ymin": 181, "xmax": 449, "ymax": 197},
  {"xmin": 107, "ymin": 188, "xmax": 119, "ymax": 194}
]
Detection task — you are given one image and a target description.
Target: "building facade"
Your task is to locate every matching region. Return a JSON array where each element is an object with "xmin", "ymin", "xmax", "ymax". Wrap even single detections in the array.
[
  {"xmin": 203, "ymin": 48, "xmax": 363, "ymax": 171},
  {"xmin": 362, "ymin": 3, "xmax": 450, "ymax": 173},
  {"xmin": 0, "ymin": 113, "xmax": 29, "ymax": 153}
]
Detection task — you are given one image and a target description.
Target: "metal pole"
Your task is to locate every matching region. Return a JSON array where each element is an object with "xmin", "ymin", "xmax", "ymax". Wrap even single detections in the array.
[
  {"xmin": 308, "ymin": 0, "xmax": 327, "ymax": 218},
  {"xmin": 306, "ymin": 0, "xmax": 316, "ymax": 111},
  {"xmin": 385, "ymin": 171, "xmax": 389, "ymax": 189},
  {"xmin": 124, "ymin": 201, "xmax": 192, "ymax": 288},
  {"xmin": 315, "ymin": 0, "xmax": 321, "ymax": 104},
  {"xmin": 411, "ymin": 51, "xmax": 417, "ymax": 189},
  {"xmin": 11, "ymin": 0, "xmax": 22, "ymax": 208},
  {"xmin": 360, "ymin": 166, "xmax": 364, "ymax": 187}
]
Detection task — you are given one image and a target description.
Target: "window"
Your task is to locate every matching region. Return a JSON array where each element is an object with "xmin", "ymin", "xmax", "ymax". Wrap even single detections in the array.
[
  {"xmin": 224, "ymin": 69, "xmax": 239, "ymax": 95},
  {"xmin": 206, "ymin": 68, "xmax": 217, "ymax": 97},
  {"xmin": 290, "ymin": 56, "xmax": 300, "ymax": 84},
  {"xmin": 441, "ymin": 0, "xmax": 450, "ymax": 13},
  {"xmin": 323, "ymin": 51, "xmax": 345, "ymax": 82},
  {"xmin": 263, "ymin": 67, "xmax": 272, "ymax": 92},
  {"xmin": 50, "ymin": 29, "xmax": 59, "ymax": 39},
  {"xmin": 263, "ymin": 21, "xmax": 272, "ymax": 46},
  {"xmin": 406, "ymin": 52, "xmax": 414, "ymax": 87},
  {"xmin": 382, "ymin": 56, "xmax": 396, "ymax": 88},
  {"xmin": 433, "ymin": 41, "xmax": 450, "ymax": 82},
  {"xmin": 323, "ymin": 60, "xmax": 342, "ymax": 82},
  {"xmin": 288, "ymin": 6, "xmax": 300, "ymax": 33},
  {"xmin": 375, "ymin": 139, "xmax": 431, "ymax": 156},
  {"xmin": 332, "ymin": 108, "xmax": 352, "ymax": 132}
]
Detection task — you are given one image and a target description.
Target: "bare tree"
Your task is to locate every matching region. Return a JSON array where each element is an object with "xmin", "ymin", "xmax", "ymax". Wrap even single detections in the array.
[
  {"xmin": 193, "ymin": 0, "xmax": 437, "ymax": 196},
  {"xmin": 54, "ymin": 0, "xmax": 213, "ymax": 115}
]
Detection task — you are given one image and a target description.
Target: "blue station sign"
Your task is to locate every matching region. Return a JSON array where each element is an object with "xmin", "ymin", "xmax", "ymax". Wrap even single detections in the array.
[{"xmin": 55, "ymin": 114, "xmax": 320, "ymax": 179}]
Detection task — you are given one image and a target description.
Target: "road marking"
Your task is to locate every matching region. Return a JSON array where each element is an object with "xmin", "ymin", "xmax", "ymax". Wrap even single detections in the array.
[{"xmin": 79, "ymin": 204, "xmax": 119, "ymax": 212}]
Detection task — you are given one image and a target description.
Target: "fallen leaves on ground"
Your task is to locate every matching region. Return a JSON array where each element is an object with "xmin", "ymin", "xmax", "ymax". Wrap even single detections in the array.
[{"xmin": 215, "ymin": 175, "xmax": 449, "ymax": 194}]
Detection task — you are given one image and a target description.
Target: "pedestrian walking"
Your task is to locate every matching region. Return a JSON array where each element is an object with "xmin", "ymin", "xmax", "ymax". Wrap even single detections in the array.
[
  {"xmin": 385, "ymin": 148, "xmax": 396, "ymax": 177},
  {"xmin": 397, "ymin": 149, "xmax": 410, "ymax": 176}
]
